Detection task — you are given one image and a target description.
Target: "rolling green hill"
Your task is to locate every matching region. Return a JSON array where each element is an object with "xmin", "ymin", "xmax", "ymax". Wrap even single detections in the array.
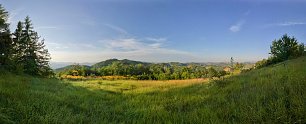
[
  {"xmin": 0, "ymin": 56, "xmax": 305, "ymax": 123},
  {"xmin": 54, "ymin": 59, "xmax": 149, "ymax": 73},
  {"xmin": 91, "ymin": 59, "xmax": 149, "ymax": 69}
]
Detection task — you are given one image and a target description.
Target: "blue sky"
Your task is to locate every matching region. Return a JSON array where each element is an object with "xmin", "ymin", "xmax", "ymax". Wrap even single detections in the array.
[{"xmin": 1, "ymin": 0, "xmax": 306, "ymax": 62}]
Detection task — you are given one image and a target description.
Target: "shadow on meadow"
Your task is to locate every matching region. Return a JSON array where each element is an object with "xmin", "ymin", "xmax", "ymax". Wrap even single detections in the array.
[{"xmin": 0, "ymin": 73, "xmax": 220, "ymax": 123}]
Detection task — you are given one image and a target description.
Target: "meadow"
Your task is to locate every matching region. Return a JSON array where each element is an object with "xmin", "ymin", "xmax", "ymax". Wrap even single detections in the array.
[{"xmin": 0, "ymin": 56, "xmax": 306, "ymax": 123}]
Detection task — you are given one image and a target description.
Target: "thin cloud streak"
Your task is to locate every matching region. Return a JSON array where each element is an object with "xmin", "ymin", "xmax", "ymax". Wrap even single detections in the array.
[
  {"xmin": 104, "ymin": 24, "xmax": 129, "ymax": 35},
  {"xmin": 276, "ymin": 22, "xmax": 306, "ymax": 26},
  {"xmin": 263, "ymin": 21, "xmax": 306, "ymax": 28},
  {"xmin": 36, "ymin": 26, "xmax": 59, "ymax": 30}
]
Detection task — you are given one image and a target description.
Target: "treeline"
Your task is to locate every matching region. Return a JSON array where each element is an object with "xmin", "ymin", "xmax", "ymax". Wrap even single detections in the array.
[
  {"xmin": 0, "ymin": 5, "xmax": 52, "ymax": 77},
  {"xmin": 58, "ymin": 62, "xmax": 229, "ymax": 80},
  {"xmin": 255, "ymin": 34, "xmax": 305, "ymax": 68}
]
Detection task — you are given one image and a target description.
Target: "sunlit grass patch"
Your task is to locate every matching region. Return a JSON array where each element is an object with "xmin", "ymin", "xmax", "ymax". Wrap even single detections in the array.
[{"xmin": 70, "ymin": 78, "xmax": 208, "ymax": 93}]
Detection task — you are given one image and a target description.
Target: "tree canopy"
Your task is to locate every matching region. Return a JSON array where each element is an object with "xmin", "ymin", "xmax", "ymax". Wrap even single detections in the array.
[{"xmin": 270, "ymin": 34, "xmax": 304, "ymax": 62}]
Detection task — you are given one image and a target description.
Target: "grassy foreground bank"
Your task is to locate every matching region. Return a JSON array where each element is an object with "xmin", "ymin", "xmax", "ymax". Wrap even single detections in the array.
[{"xmin": 1, "ymin": 57, "xmax": 306, "ymax": 123}]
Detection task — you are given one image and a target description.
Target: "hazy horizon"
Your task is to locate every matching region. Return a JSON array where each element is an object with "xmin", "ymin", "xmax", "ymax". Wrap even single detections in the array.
[{"xmin": 2, "ymin": 0, "xmax": 306, "ymax": 63}]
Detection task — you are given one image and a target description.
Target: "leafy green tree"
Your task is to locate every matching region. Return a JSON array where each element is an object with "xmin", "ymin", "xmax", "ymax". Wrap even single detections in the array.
[
  {"xmin": 270, "ymin": 34, "xmax": 304, "ymax": 62},
  {"xmin": 207, "ymin": 67, "xmax": 218, "ymax": 78},
  {"xmin": 255, "ymin": 59, "xmax": 268, "ymax": 69},
  {"xmin": 80, "ymin": 66, "xmax": 86, "ymax": 76}
]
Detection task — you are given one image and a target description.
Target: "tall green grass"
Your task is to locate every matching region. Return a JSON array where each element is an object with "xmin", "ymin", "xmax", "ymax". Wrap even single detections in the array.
[{"xmin": 0, "ymin": 56, "xmax": 305, "ymax": 123}]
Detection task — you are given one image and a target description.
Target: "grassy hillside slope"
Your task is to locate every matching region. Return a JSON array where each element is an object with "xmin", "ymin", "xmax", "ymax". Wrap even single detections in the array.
[{"xmin": 0, "ymin": 56, "xmax": 305, "ymax": 123}]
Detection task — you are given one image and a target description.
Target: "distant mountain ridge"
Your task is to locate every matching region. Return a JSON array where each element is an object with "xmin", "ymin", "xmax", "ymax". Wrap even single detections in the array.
[
  {"xmin": 54, "ymin": 65, "xmax": 91, "ymax": 73},
  {"xmin": 54, "ymin": 59, "xmax": 148, "ymax": 72},
  {"xmin": 50, "ymin": 62, "xmax": 94, "ymax": 69},
  {"xmin": 54, "ymin": 58, "xmax": 255, "ymax": 72},
  {"xmin": 91, "ymin": 59, "xmax": 149, "ymax": 69}
]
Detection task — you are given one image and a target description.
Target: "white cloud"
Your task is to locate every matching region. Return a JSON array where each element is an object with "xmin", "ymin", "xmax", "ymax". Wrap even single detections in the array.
[
  {"xmin": 229, "ymin": 20, "xmax": 245, "ymax": 32},
  {"xmin": 50, "ymin": 48, "xmax": 201, "ymax": 63},
  {"xmin": 229, "ymin": 9, "xmax": 250, "ymax": 33},
  {"xmin": 145, "ymin": 37, "xmax": 167, "ymax": 42},
  {"xmin": 45, "ymin": 23, "xmax": 201, "ymax": 62},
  {"xmin": 46, "ymin": 41, "xmax": 98, "ymax": 51},
  {"xmin": 101, "ymin": 38, "xmax": 165, "ymax": 51},
  {"xmin": 148, "ymin": 42, "xmax": 162, "ymax": 49},
  {"xmin": 104, "ymin": 38, "xmax": 143, "ymax": 51},
  {"xmin": 48, "ymin": 37, "xmax": 262, "ymax": 63},
  {"xmin": 49, "ymin": 37, "xmax": 203, "ymax": 63}
]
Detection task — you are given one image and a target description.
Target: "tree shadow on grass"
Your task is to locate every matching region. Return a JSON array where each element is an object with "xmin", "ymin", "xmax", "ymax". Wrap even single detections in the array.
[{"xmin": 1, "ymin": 75, "xmax": 217, "ymax": 123}]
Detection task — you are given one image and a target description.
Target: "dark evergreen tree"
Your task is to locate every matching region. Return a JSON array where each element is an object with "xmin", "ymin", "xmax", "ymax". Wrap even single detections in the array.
[
  {"xmin": 36, "ymin": 38, "xmax": 53, "ymax": 76},
  {"xmin": 15, "ymin": 16, "xmax": 53, "ymax": 76},
  {"xmin": 0, "ymin": 4, "xmax": 12, "ymax": 68},
  {"xmin": 12, "ymin": 21, "xmax": 25, "ymax": 72}
]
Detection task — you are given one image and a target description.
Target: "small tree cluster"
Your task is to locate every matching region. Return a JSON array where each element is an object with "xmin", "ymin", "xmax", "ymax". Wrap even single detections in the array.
[{"xmin": 0, "ymin": 5, "xmax": 52, "ymax": 77}]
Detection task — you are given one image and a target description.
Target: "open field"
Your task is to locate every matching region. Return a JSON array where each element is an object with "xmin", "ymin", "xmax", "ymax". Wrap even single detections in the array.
[
  {"xmin": 71, "ymin": 78, "xmax": 208, "ymax": 93},
  {"xmin": 1, "ymin": 56, "xmax": 306, "ymax": 123}
]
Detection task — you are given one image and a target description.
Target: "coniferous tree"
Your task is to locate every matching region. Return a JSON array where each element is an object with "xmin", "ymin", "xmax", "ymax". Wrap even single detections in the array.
[
  {"xmin": 12, "ymin": 21, "xmax": 25, "ymax": 72},
  {"xmin": 0, "ymin": 4, "xmax": 12, "ymax": 68},
  {"xmin": 14, "ymin": 16, "xmax": 53, "ymax": 76},
  {"xmin": 36, "ymin": 38, "xmax": 53, "ymax": 76},
  {"xmin": 22, "ymin": 16, "xmax": 38, "ymax": 75}
]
